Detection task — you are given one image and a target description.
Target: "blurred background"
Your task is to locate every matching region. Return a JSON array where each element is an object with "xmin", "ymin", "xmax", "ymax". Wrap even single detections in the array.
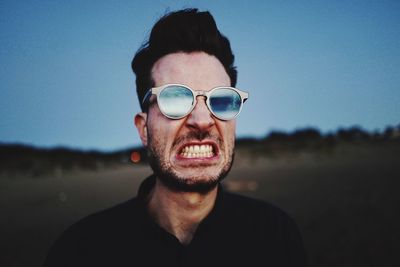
[{"xmin": 1, "ymin": 1, "xmax": 399, "ymax": 266}]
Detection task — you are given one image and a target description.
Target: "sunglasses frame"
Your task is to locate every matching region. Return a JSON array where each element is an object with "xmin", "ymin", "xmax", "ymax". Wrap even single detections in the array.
[{"xmin": 142, "ymin": 84, "xmax": 249, "ymax": 120}]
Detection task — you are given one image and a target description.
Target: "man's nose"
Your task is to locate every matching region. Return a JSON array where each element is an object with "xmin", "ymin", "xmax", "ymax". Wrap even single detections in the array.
[{"xmin": 185, "ymin": 96, "xmax": 215, "ymax": 130}]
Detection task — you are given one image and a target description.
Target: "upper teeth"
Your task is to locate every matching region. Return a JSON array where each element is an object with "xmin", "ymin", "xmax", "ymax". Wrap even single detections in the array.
[{"xmin": 180, "ymin": 144, "xmax": 214, "ymax": 158}]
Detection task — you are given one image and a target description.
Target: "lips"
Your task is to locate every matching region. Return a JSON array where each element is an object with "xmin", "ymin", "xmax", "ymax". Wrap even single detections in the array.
[{"xmin": 179, "ymin": 144, "xmax": 215, "ymax": 158}]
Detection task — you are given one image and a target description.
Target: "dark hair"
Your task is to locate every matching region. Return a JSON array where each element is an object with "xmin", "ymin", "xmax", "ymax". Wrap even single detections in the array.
[{"xmin": 131, "ymin": 8, "xmax": 237, "ymax": 111}]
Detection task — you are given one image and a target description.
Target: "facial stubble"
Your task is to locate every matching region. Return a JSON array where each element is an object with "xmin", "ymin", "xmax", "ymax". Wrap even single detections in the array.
[{"xmin": 147, "ymin": 131, "xmax": 235, "ymax": 193}]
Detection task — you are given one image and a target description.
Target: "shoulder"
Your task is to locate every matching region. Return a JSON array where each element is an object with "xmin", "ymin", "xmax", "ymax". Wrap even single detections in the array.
[
  {"xmin": 70, "ymin": 197, "xmax": 141, "ymax": 232},
  {"xmin": 222, "ymin": 191, "xmax": 292, "ymax": 221},
  {"xmin": 220, "ymin": 192, "xmax": 307, "ymax": 266},
  {"xmin": 220, "ymin": 191, "xmax": 303, "ymax": 239},
  {"xmin": 45, "ymin": 198, "xmax": 142, "ymax": 266}
]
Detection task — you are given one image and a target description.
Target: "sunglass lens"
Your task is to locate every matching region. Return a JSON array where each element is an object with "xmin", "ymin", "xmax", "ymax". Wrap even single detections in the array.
[
  {"xmin": 159, "ymin": 86, "xmax": 194, "ymax": 118},
  {"xmin": 209, "ymin": 88, "xmax": 241, "ymax": 120}
]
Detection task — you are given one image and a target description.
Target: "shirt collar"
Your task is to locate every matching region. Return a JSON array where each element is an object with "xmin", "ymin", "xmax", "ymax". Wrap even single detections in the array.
[{"xmin": 136, "ymin": 174, "xmax": 226, "ymax": 230}]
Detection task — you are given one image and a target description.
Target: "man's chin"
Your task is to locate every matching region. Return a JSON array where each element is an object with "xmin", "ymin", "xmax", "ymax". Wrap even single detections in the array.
[
  {"xmin": 157, "ymin": 173, "xmax": 221, "ymax": 194},
  {"xmin": 148, "ymin": 149, "xmax": 234, "ymax": 194}
]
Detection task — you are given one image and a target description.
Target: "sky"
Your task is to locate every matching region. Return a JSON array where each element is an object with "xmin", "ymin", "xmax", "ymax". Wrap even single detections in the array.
[{"xmin": 1, "ymin": 0, "xmax": 399, "ymax": 151}]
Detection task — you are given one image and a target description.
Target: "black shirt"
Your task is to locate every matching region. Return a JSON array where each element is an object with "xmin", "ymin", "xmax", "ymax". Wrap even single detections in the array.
[{"xmin": 45, "ymin": 175, "xmax": 307, "ymax": 267}]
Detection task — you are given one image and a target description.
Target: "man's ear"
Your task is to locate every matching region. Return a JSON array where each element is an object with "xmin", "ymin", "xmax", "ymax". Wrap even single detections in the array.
[{"xmin": 134, "ymin": 112, "xmax": 148, "ymax": 147}]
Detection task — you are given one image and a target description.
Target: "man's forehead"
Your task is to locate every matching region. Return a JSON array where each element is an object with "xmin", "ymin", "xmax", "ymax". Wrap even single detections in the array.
[{"xmin": 151, "ymin": 52, "xmax": 230, "ymax": 89}]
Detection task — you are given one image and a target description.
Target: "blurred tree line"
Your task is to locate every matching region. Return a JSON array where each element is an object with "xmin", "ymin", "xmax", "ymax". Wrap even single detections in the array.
[
  {"xmin": 1, "ymin": 124, "xmax": 399, "ymax": 178},
  {"xmin": 235, "ymin": 124, "xmax": 400, "ymax": 158}
]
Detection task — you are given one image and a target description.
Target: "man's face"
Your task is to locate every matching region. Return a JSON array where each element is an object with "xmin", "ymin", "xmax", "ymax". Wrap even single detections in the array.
[{"xmin": 135, "ymin": 52, "xmax": 236, "ymax": 193}]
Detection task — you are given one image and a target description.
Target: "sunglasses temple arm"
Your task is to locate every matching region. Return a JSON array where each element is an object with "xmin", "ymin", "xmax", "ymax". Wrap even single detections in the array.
[{"xmin": 142, "ymin": 89, "xmax": 153, "ymax": 106}]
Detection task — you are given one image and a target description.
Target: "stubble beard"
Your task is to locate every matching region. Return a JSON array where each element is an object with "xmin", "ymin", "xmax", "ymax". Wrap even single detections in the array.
[{"xmin": 147, "ymin": 132, "xmax": 234, "ymax": 194}]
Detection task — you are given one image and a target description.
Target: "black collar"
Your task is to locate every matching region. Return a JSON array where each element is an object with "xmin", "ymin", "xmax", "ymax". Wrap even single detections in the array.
[{"xmin": 136, "ymin": 174, "xmax": 226, "ymax": 233}]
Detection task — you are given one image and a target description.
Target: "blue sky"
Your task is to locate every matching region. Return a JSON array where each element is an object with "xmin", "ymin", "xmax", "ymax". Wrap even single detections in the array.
[{"xmin": 1, "ymin": 0, "xmax": 399, "ymax": 151}]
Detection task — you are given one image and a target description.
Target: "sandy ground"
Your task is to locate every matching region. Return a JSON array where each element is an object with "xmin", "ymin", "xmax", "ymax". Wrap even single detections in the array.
[{"xmin": 1, "ymin": 144, "xmax": 399, "ymax": 267}]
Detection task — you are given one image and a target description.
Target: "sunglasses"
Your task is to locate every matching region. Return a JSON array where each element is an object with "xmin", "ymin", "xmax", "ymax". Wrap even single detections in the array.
[{"xmin": 142, "ymin": 84, "xmax": 249, "ymax": 120}]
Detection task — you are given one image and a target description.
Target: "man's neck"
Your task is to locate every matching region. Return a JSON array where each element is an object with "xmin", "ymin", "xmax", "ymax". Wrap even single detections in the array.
[{"xmin": 147, "ymin": 179, "xmax": 218, "ymax": 245}]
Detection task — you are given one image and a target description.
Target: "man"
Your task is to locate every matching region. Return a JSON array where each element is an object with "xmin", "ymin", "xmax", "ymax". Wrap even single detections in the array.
[{"xmin": 45, "ymin": 9, "xmax": 307, "ymax": 267}]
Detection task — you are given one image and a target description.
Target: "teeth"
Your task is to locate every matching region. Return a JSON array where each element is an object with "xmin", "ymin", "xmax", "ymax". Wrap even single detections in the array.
[{"xmin": 180, "ymin": 144, "xmax": 214, "ymax": 158}]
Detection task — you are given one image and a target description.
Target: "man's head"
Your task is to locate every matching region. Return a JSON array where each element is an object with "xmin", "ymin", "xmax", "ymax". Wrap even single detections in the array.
[
  {"xmin": 132, "ymin": 9, "xmax": 245, "ymax": 193},
  {"xmin": 132, "ymin": 8, "xmax": 237, "ymax": 111}
]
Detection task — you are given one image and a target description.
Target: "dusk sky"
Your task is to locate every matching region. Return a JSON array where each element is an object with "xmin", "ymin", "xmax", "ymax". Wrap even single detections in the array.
[{"xmin": 1, "ymin": 0, "xmax": 399, "ymax": 151}]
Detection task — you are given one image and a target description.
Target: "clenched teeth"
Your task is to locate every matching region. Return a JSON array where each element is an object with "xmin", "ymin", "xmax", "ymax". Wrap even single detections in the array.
[{"xmin": 180, "ymin": 144, "xmax": 214, "ymax": 158}]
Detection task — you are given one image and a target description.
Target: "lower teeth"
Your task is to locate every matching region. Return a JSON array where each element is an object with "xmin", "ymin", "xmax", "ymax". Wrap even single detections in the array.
[{"xmin": 181, "ymin": 152, "xmax": 213, "ymax": 158}]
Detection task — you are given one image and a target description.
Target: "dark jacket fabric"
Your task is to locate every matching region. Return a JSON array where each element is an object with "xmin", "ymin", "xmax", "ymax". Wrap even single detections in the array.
[{"xmin": 45, "ymin": 175, "xmax": 307, "ymax": 267}]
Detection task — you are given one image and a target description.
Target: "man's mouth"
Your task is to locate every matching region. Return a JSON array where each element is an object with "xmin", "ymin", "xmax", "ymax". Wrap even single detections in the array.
[{"xmin": 179, "ymin": 144, "xmax": 215, "ymax": 159}]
